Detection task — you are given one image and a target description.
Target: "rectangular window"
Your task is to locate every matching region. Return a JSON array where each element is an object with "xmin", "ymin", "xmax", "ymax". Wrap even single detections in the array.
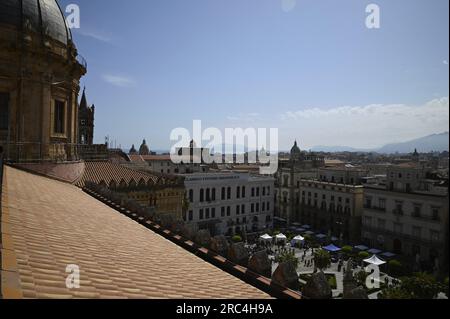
[
  {"xmin": 379, "ymin": 198, "xmax": 386, "ymax": 210},
  {"xmin": 188, "ymin": 210, "xmax": 193, "ymax": 221},
  {"xmin": 221, "ymin": 207, "xmax": 225, "ymax": 217},
  {"xmin": 54, "ymin": 100, "xmax": 65, "ymax": 134},
  {"xmin": 236, "ymin": 205, "xmax": 240, "ymax": 215},
  {"xmin": 241, "ymin": 204, "xmax": 245, "ymax": 214},
  {"xmin": 227, "ymin": 206, "xmax": 231, "ymax": 216},
  {"xmin": 251, "ymin": 203, "xmax": 255, "ymax": 213},
  {"xmin": 199, "ymin": 209, "xmax": 204, "ymax": 220},
  {"xmin": 412, "ymin": 226, "xmax": 421, "ymax": 238},
  {"xmin": 0, "ymin": 92, "xmax": 9, "ymax": 130},
  {"xmin": 430, "ymin": 230, "xmax": 440, "ymax": 242},
  {"xmin": 211, "ymin": 208, "xmax": 216, "ymax": 218}
]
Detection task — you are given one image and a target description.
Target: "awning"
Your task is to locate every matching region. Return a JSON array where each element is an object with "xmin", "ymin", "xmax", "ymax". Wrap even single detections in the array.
[
  {"xmin": 381, "ymin": 252, "xmax": 396, "ymax": 258},
  {"xmin": 323, "ymin": 244, "xmax": 341, "ymax": 252},
  {"xmin": 292, "ymin": 235, "xmax": 305, "ymax": 242},
  {"xmin": 368, "ymin": 248, "xmax": 382, "ymax": 255},
  {"xmin": 259, "ymin": 234, "xmax": 273, "ymax": 241},
  {"xmin": 364, "ymin": 255, "xmax": 386, "ymax": 266},
  {"xmin": 354, "ymin": 245, "xmax": 369, "ymax": 251}
]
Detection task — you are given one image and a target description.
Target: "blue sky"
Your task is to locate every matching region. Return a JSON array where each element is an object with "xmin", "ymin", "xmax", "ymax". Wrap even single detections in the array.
[{"xmin": 60, "ymin": 0, "xmax": 449, "ymax": 151}]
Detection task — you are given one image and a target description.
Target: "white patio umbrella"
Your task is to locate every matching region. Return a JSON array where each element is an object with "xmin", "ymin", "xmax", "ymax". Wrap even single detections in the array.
[
  {"xmin": 363, "ymin": 255, "xmax": 386, "ymax": 266},
  {"xmin": 292, "ymin": 235, "xmax": 305, "ymax": 243},
  {"xmin": 275, "ymin": 233, "xmax": 287, "ymax": 242},
  {"xmin": 259, "ymin": 234, "xmax": 273, "ymax": 242}
]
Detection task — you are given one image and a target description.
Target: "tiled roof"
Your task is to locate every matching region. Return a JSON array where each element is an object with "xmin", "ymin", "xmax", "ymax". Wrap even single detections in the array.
[
  {"xmin": 1, "ymin": 166, "xmax": 270, "ymax": 299},
  {"xmin": 76, "ymin": 161, "xmax": 161, "ymax": 188}
]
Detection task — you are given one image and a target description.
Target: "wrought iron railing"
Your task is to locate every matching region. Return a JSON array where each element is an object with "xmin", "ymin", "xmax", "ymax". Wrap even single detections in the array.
[
  {"xmin": 0, "ymin": 142, "xmax": 108, "ymax": 163},
  {"xmin": 76, "ymin": 53, "xmax": 87, "ymax": 69}
]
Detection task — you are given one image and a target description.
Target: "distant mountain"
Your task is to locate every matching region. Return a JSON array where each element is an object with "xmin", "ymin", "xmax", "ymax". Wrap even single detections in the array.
[
  {"xmin": 376, "ymin": 132, "xmax": 449, "ymax": 154},
  {"xmin": 311, "ymin": 132, "xmax": 449, "ymax": 154},
  {"xmin": 310, "ymin": 145, "xmax": 370, "ymax": 153}
]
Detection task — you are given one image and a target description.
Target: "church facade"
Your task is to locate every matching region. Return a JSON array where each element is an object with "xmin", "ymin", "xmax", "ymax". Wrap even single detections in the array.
[{"xmin": 0, "ymin": 0, "xmax": 86, "ymax": 163}]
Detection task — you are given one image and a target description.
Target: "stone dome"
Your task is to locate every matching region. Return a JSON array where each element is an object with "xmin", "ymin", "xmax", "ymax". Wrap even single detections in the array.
[
  {"xmin": 0, "ymin": 0, "xmax": 71, "ymax": 45},
  {"xmin": 291, "ymin": 141, "xmax": 301, "ymax": 155},
  {"xmin": 139, "ymin": 139, "xmax": 150, "ymax": 155}
]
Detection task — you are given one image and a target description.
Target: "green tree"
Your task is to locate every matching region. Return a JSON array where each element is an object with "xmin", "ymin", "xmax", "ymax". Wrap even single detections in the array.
[
  {"xmin": 232, "ymin": 235, "xmax": 242, "ymax": 243},
  {"xmin": 355, "ymin": 270, "xmax": 369, "ymax": 287},
  {"xmin": 379, "ymin": 287, "xmax": 412, "ymax": 299},
  {"xmin": 401, "ymin": 273, "xmax": 441, "ymax": 299},
  {"xmin": 341, "ymin": 245, "xmax": 353, "ymax": 255},
  {"xmin": 388, "ymin": 260, "xmax": 405, "ymax": 277},
  {"xmin": 314, "ymin": 249, "xmax": 331, "ymax": 271},
  {"xmin": 380, "ymin": 273, "xmax": 442, "ymax": 299},
  {"xmin": 358, "ymin": 251, "xmax": 370, "ymax": 260},
  {"xmin": 279, "ymin": 250, "xmax": 299, "ymax": 269}
]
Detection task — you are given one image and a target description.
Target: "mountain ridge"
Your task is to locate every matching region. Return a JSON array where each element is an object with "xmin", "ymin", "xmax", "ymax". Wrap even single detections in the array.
[{"xmin": 311, "ymin": 132, "xmax": 449, "ymax": 154}]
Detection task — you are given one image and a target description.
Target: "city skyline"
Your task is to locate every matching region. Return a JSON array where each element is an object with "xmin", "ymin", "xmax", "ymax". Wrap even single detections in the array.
[{"xmin": 59, "ymin": 0, "xmax": 449, "ymax": 150}]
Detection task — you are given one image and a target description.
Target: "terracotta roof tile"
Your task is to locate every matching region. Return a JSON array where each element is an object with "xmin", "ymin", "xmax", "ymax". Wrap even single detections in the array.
[
  {"xmin": 1, "ymin": 166, "xmax": 270, "ymax": 299},
  {"xmin": 76, "ymin": 161, "xmax": 160, "ymax": 187}
]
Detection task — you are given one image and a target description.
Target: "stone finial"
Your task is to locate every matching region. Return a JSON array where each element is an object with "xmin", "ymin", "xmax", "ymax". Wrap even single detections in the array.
[
  {"xmin": 248, "ymin": 250, "xmax": 272, "ymax": 278},
  {"xmin": 228, "ymin": 242, "xmax": 249, "ymax": 266},
  {"xmin": 302, "ymin": 271, "xmax": 332, "ymax": 299},
  {"xmin": 272, "ymin": 262, "xmax": 300, "ymax": 291},
  {"xmin": 210, "ymin": 235, "xmax": 229, "ymax": 257}
]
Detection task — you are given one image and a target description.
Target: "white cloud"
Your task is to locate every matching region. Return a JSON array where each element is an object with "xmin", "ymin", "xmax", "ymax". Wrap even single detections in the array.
[
  {"xmin": 102, "ymin": 74, "xmax": 135, "ymax": 88},
  {"xmin": 279, "ymin": 97, "xmax": 449, "ymax": 150},
  {"xmin": 444, "ymin": 60, "xmax": 449, "ymax": 66},
  {"xmin": 77, "ymin": 29, "xmax": 113, "ymax": 43},
  {"xmin": 281, "ymin": 0, "xmax": 297, "ymax": 13}
]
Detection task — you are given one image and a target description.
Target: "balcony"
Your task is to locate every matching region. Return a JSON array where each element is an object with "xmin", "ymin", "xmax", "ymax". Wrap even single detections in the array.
[{"xmin": 411, "ymin": 213, "xmax": 441, "ymax": 223}]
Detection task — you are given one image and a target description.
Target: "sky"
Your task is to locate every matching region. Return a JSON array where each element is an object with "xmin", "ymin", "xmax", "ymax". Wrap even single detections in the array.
[{"xmin": 59, "ymin": 0, "xmax": 449, "ymax": 151}]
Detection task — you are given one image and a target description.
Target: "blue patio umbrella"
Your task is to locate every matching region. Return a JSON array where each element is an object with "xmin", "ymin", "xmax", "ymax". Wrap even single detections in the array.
[
  {"xmin": 323, "ymin": 244, "xmax": 342, "ymax": 252},
  {"xmin": 368, "ymin": 248, "xmax": 382, "ymax": 255}
]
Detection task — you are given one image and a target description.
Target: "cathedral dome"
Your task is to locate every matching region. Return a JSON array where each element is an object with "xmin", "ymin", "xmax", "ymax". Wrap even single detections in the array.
[
  {"xmin": 0, "ymin": 0, "xmax": 71, "ymax": 45},
  {"xmin": 290, "ymin": 141, "xmax": 301, "ymax": 155},
  {"xmin": 139, "ymin": 139, "xmax": 150, "ymax": 155}
]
